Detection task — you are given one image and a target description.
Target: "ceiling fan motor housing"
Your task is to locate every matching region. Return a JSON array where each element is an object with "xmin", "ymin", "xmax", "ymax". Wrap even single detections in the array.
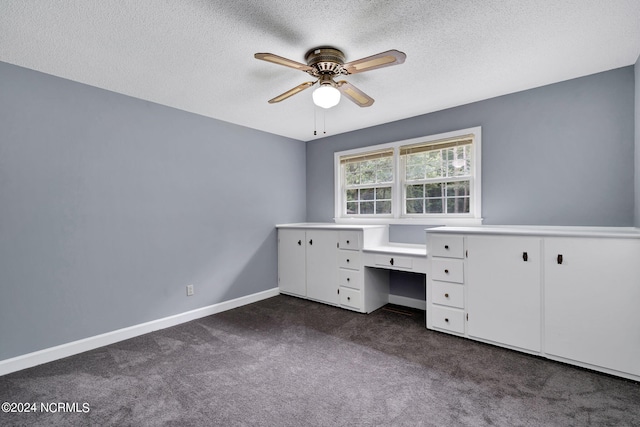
[{"xmin": 305, "ymin": 47, "xmax": 347, "ymax": 77}]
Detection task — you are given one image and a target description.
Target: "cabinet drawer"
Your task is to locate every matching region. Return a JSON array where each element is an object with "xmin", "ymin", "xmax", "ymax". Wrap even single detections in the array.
[
  {"xmin": 429, "ymin": 234, "xmax": 464, "ymax": 258},
  {"xmin": 431, "ymin": 259, "xmax": 464, "ymax": 283},
  {"xmin": 338, "ymin": 250, "xmax": 361, "ymax": 270},
  {"xmin": 339, "ymin": 287, "xmax": 362, "ymax": 310},
  {"xmin": 431, "ymin": 306, "xmax": 465, "ymax": 334},
  {"xmin": 432, "ymin": 281, "xmax": 464, "ymax": 309},
  {"xmin": 374, "ymin": 254, "xmax": 412, "ymax": 270},
  {"xmin": 339, "ymin": 231, "xmax": 361, "ymax": 251},
  {"xmin": 339, "ymin": 268, "xmax": 362, "ymax": 290}
]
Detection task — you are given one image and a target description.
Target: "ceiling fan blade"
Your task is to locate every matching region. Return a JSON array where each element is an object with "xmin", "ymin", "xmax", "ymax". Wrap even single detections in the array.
[
  {"xmin": 343, "ymin": 49, "xmax": 406, "ymax": 74},
  {"xmin": 255, "ymin": 53, "xmax": 313, "ymax": 72},
  {"xmin": 336, "ymin": 81, "xmax": 374, "ymax": 107},
  {"xmin": 268, "ymin": 81, "xmax": 315, "ymax": 104}
]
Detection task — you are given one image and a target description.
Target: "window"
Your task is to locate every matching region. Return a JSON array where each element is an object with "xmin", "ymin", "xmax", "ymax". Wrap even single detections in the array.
[
  {"xmin": 334, "ymin": 127, "xmax": 481, "ymax": 224},
  {"xmin": 341, "ymin": 149, "xmax": 394, "ymax": 216},
  {"xmin": 401, "ymin": 136, "xmax": 473, "ymax": 216}
]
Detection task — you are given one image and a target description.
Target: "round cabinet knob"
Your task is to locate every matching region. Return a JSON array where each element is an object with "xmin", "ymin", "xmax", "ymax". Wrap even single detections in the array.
[
  {"xmin": 347, "ymin": 278, "xmax": 350, "ymax": 282},
  {"xmin": 347, "ymin": 296, "xmax": 351, "ymax": 301},
  {"xmin": 444, "ymin": 318, "xmax": 449, "ymax": 323},
  {"xmin": 346, "ymin": 240, "xmax": 350, "ymax": 244},
  {"xmin": 444, "ymin": 269, "xmax": 449, "ymax": 274},
  {"xmin": 444, "ymin": 245, "xmax": 449, "ymax": 249},
  {"xmin": 346, "ymin": 259, "xmax": 350, "ymax": 263},
  {"xmin": 444, "ymin": 293, "xmax": 449, "ymax": 298}
]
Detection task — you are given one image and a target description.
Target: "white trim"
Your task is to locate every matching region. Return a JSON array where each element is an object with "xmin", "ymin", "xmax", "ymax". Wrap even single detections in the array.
[
  {"xmin": 0, "ymin": 288, "xmax": 280, "ymax": 376},
  {"xmin": 388, "ymin": 294, "xmax": 426, "ymax": 311},
  {"xmin": 334, "ymin": 217, "xmax": 483, "ymax": 226}
]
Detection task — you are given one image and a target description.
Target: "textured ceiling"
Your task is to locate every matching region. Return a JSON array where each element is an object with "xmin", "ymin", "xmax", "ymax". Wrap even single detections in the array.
[{"xmin": 1, "ymin": 1, "xmax": 639, "ymax": 141}]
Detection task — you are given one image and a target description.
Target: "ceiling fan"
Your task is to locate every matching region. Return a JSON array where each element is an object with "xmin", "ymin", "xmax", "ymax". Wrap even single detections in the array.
[{"xmin": 254, "ymin": 47, "xmax": 406, "ymax": 109}]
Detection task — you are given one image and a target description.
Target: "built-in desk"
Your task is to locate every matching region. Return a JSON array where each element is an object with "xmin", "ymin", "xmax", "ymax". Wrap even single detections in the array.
[
  {"xmin": 362, "ymin": 243, "xmax": 427, "ymax": 274},
  {"xmin": 276, "ymin": 223, "xmax": 427, "ymax": 313}
]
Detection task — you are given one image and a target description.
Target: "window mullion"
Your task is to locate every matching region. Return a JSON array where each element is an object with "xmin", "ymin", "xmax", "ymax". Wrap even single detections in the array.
[
  {"xmin": 395, "ymin": 147, "xmax": 403, "ymax": 218},
  {"xmin": 345, "ymin": 183, "xmax": 393, "ymax": 190},
  {"xmin": 405, "ymin": 176, "xmax": 471, "ymax": 185}
]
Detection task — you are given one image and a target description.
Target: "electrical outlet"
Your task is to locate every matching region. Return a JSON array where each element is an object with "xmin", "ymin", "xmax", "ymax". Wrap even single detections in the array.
[{"xmin": 186, "ymin": 284, "xmax": 194, "ymax": 296}]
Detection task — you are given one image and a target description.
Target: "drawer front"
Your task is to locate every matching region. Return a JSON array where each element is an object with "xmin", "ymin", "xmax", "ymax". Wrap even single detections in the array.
[
  {"xmin": 374, "ymin": 254, "xmax": 412, "ymax": 270},
  {"xmin": 431, "ymin": 306, "xmax": 465, "ymax": 334},
  {"xmin": 338, "ymin": 250, "xmax": 361, "ymax": 270},
  {"xmin": 339, "ymin": 287, "xmax": 362, "ymax": 310},
  {"xmin": 429, "ymin": 234, "xmax": 464, "ymax": 259},
  {"xmin": 339, "ymin": 231, "xmax": 361, "ymax": 251},
  {"xmin": 432, "ymin": 281, "xmax": 464, "ymax": 309},
  {"xmin": 339, "ymin": 268, "xmax": 362, "ymax": 290},
  {"xmin": 431, "ymin": 259, "xmax": 464, "ymax": 283}
]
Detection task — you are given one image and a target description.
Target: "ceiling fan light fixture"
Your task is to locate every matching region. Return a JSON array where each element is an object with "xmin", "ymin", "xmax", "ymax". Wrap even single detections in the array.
[{"xmin": 312, "ymin": 84, "xmax": 341, "ymax": 109}]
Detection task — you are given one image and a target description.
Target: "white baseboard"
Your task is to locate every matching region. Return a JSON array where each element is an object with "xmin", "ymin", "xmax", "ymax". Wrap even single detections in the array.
[
  {"xmin": 0, "ymin": 288, "xmax": 280, "ymax": 377},
  {"xmin": 388, "ymin": 294, "xmax": 426, "ymax": 311}
]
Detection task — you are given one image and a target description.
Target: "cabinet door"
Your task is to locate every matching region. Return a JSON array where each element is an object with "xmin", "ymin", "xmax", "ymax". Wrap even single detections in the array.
[
  {"xmin": 278, "ymin": 229, "xmax": 307, "ymax": 296},
  {"xmin": 306, "ymin": 230, "xmax": 339, "ymax": 305},
  {"xmin": 467, "ymin": 235, "xmax": 542, "ymax": 352},
  {"xmin": 544, "ymin": 237, "xmax": 640, "ymax": 376}
]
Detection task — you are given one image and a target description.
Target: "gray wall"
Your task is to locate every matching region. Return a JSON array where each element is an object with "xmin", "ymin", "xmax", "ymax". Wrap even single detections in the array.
[
  {"xmin": 307, "ymin": 66, "xmax": 635, "ymax": 231},
  {"xmin": 635, "ymin": 55, "xmax": 640, "ymax": 227},
  {"xmin": 0, "ymin": 62, "xmax": 306, "ymax": 360}
]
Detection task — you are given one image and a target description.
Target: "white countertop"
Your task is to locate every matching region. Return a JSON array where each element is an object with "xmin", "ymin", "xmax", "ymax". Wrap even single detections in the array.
[
  {"xmin": 276, "ymin": 223, "xmax": 386, "ymax": 230},
  {"xmin": 362, "ymin": 243, "xmax": 427, "ymax": 256},
  {"xmin": 426, "ymin": 225, "xmax": 640, "ymax": 239}
]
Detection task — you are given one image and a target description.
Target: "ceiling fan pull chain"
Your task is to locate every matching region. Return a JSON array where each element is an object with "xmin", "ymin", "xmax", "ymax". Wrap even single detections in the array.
[{"xmin": 323, "ymin": 109, "xmax": 327, "ymax": 135}]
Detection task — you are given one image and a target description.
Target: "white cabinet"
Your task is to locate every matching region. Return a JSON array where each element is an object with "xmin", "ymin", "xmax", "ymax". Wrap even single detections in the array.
[
  {"xmin": 544, "ymin": 237, "xmax": 640, "ymax": 377},
  {"xmin": 277, "ymin": 225, "xmax": 388, "ymax": 313},
  {"xmin": 428, "ymin": 232, "xmax": 543, "ymax": 351},
  {"xmin": 427, "ymin": 234, "xmax": 465, "ymax": 335},
  {"xmin": 277, "ymin": 229, "xmax": 307, "ymax": 297},
  {"xmin": 426, "ymin": 226, "xmax": 640, "ymax": 381},
  {"xmin": 306, "ymin": 230, "xmax": 339, "ymax": 306},
  {"xmin": 335, "ymin": 229, "xmax": 390, "ymax": 313},
  {"xmin": 337, "ymin": 230, "xmax": 363, "ymax": 311},
  {"xmin": 278, "ymin": 229, "xmax": 338, "ymax": 304},
  {"xmin": 466, "ymin": 235, "xmax": 542, "ymax": 352}
]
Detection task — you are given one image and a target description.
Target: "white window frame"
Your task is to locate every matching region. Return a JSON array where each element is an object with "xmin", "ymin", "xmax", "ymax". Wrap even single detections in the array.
[
  {"xmin": 340, "ymin": 148, "xmax": 395, "ymax": 217},
  {"xmin": 334, "ymin": 127, "xmax": 482, "ymax": 225}
]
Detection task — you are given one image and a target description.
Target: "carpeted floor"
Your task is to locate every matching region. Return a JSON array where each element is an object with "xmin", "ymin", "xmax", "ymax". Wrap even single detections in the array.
[{"xmin": 1, "ymin": 295, "xmax": 639, "ymax": 426}]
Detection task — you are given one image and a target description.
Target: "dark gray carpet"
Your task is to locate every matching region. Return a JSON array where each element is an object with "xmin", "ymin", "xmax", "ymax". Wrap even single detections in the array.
[{"xmin": 1, "ymin": 295, "xmax": 639, "ymax": 426}]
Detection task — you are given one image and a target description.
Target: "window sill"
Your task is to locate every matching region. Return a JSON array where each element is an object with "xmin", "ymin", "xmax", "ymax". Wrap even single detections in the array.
[{"xmin": 333, "ymin": 217, "xmax": 483, "ymax": 227}]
